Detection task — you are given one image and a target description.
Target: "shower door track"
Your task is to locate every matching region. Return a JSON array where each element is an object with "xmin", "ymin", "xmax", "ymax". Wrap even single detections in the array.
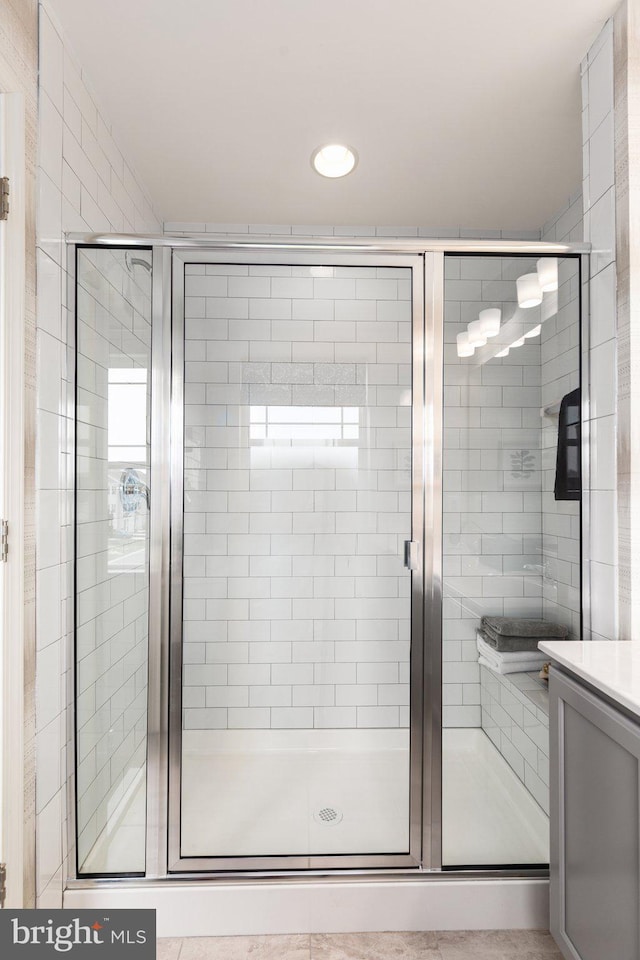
[
  {"xmin": 66, "ymin": 234, "xmax": 590, "ymax": 885},
  {"xmin": 68, "ymin": 233, "xmax": 591, "ymax": 255}
]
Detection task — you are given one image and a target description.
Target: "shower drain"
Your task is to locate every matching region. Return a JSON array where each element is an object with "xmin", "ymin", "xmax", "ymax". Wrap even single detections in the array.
[{"xmin": 313, "ymin": 806, "xmax": 343, "ymax": 825}]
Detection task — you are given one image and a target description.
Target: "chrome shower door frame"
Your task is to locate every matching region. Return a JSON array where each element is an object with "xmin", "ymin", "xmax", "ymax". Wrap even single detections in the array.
[
  {"xmin": 65, "ymin": 234, "xmax": 591, "ymax": 886},
  {"xmin": 166, "ymin": 246, "xmax": 432, "ymax": 873}
]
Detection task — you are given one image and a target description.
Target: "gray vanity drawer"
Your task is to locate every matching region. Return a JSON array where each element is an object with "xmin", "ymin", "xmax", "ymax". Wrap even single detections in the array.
[{"xmin": 549, "ymin": 666, "xmax": 640, "ymax": 960}]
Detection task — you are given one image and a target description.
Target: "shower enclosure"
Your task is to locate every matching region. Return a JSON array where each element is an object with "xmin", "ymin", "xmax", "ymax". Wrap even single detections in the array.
[{"xmin": 69, "ymin": 236, "xmax": 587, "ymax": 882}]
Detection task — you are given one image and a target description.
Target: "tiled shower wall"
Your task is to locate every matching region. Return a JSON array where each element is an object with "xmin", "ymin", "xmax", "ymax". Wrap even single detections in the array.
[
  {"xmin": 541, "ymin": 11, "xmax": 623, "ymax": 649},
  {"xmin": 182, "ymin": 262, "xmax": 412, "ymax": 730},
  {"xmin": 36, "ymin": 0, "xmax": 160, "ymax": 904},
  {"xmin": 168, "ymin": 225, "xmax": 546, "ymax": 728},
  {"xmin": 165, "ymin": 223, "xmax": 542, "ymax": 242},
  {"xmin": 170, "ymin": 230, "xmax": 585, "ymax": 727},
  {"xmin": 539, "ymin": 197, "xmax": 583, "ymax": 638},
  {"xmin": 582, "ymin": 19, "xmax": 619, "ymax": 641}
]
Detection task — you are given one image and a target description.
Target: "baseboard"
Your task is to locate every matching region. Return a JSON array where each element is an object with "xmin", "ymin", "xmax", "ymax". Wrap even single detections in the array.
[{"xmin": 64, "ymin": 878, "xmax": 549, "ymax": 938}]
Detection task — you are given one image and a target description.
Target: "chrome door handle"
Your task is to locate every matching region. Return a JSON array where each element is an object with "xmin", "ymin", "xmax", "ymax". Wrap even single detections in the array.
[{"xmin": 404, "ymin": 540, "xmax": 419, "ymax": 571}]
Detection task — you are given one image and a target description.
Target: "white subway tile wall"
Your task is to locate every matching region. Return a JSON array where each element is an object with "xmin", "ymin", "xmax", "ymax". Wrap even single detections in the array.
[
  {"xmin": 74, "ymin": 248, "xmax": 152, "ymax": 870},
  {"xmin": 173, "ymin": 237, "xmax": 584, "ymax": 728},
  {"xmin": 36, "ymin": 0, "xmax": 161, "ymax": 904},
  {"xmin": 539, "ymin": 202, "xmax": 584, "ymax": 637},
  {"xmin": 181, "ymin": 263, "xmax": 413, "ymax": 730},
  {"xmin": 480, "ymin": 666, "xmax": 550, "ymax": 815},
  {"xmin": 581, "ymin": 20, "xmax": 619, "ymax": 641},
  {"xmin": 165, "ymin": 223, "xmax": 543, "ymax": 241}
]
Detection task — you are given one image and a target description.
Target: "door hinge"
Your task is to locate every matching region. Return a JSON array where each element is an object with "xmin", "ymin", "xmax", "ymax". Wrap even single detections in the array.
[
  {"xmin": 1, "ymin": 520, "xmax": 8, "ymax": 562},
  {"xmin": 0, "ymin": 862, "xmax": 6, "ymax": 908},
  {"xmin": 0, "ymin": 177, "xmax": 9, "ymax": 220}
]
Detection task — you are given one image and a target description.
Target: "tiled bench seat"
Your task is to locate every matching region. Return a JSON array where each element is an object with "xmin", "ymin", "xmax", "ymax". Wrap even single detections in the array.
[{"xmin": 480, "ymin": 664, "xmax": 550, "ymax": 815}]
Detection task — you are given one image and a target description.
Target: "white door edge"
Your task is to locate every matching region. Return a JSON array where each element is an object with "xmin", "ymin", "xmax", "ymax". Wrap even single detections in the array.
[{"xmin": 0, "ymin": 90, "xmax": 26, "ymax": 909}]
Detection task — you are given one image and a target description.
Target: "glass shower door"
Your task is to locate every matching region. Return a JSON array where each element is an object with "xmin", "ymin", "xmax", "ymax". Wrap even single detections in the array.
[
  {"xmin": 441, "ymin": 254, "xmax": 582, "ymax": 868},
  {"xmin": 169, "ymin": 251, "xmax": 424, "ymax": 870},
  {"xmin": 75, "ymin": 247, "xmax": 153, "ymax": 875}
]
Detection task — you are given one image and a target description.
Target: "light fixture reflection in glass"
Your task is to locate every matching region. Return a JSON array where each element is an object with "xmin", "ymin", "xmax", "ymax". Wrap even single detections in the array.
[
  {"xmin": 312, "ymin": 144, "xmax": 358, "ymax": 178},
  {"xmin": 516, "ymin": 272, "xmax": 543, "ymax": 308},
  {"xmin": 457, "ymin": 331, "xmax": 475, "ymax": 357},
  {"xmin": 537, "ymin": 257, "xmax": 558, "ymax": 292},
  {"xmin": 467, "ymin": 319, "xmax": 487, "ymax": 348},
  {"xmin": 478, "ymin": 308, "xmax": 501, "ymax": 338},
  {"xmin": 524, "ymin": 324, "xmax": 542, "ymax": 338},
  {"xmin": 511, "ymin": 337, "xmax": 526, "ymax": 348},
  {"xmin": 495, "ymin": 347, "xmax": 510, "ymax": 358}
]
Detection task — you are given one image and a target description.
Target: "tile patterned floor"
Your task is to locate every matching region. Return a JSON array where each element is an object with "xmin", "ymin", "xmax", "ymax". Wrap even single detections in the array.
[{"xmin": 157, "ymin": 930, "xmax": 563, "ymax": 959}]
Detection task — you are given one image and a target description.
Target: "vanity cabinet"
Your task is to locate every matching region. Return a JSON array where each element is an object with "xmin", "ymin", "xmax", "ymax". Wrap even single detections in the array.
[{"xmin": 549, "ymin": 666, "xmax": 640, "ymax": 960}]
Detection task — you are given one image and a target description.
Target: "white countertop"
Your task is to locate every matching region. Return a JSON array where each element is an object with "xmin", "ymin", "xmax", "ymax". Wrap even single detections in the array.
[{"xmin": 539, "ymin": 640, "xmax": 640, "ymax": 718}]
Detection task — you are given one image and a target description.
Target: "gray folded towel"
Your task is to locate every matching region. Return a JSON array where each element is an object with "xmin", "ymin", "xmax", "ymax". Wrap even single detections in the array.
[
  {"xmin": 481, "ymin": 623, "xmax": 550, "ymax": 653},
  {"xmin": 481, "ymin": 616, "xmax": 569, "ymax": 639},
  {"xmin": 477, "ymin": 629, "xmax": 548, "ymax": 659}
]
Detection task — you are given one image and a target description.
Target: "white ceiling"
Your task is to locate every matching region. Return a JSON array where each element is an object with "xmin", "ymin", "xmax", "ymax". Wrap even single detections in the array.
[{"xmin": 49, "ymin": 0, "xmax": 618, "ymax": 230}]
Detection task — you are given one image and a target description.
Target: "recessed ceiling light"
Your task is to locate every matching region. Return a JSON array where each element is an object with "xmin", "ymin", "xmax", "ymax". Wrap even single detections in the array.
[{"xmin": 312, "ymin": 144, "xmax": 358, "ymax": 178}]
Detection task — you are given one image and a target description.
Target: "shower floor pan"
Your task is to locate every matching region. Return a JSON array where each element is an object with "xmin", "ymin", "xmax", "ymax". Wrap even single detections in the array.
[{"xmin": 81, "ymin": 727, "xmax": 548, "ymax": 873}]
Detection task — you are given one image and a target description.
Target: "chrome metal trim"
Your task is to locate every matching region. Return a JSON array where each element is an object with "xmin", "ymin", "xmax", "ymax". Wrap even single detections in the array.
[
  {"xmin": 66, "ymin": 242, "xmax": 78, "ymax": 883},
  {"xmin": 172, "ymin": 855, "xmax": 420, "ymax": 873},
  {"xmin": 422, "ymin": 253, "xmax": 444, "ymax": 870},
  {"xmin": 168, "ymin": 247, "xmax": 425, "ymax": 873},
  {"xmin": 168, "ymin": 250, "xmax": 186, "ymax": 873},
  {"xmin": 409, "ymin": 254, "xmax": 426, "ymax": 869},
  {"xmin": 580, "ymin": 254, "xmax": 591, "ymax": 640},
  {"xmin": 146, "ymin": 247, "xmax": 172, "ymax": 877},
  {"xmin": 170, "ymin": 249, "xmax": 425, "ymax": 268},
  {"xmin": 67, "ymin": 232, "xmax": 591, "ymax": 256},
  {"xmin": 64, "ymin": 867, "xmax": 549, "ymax": 889}
]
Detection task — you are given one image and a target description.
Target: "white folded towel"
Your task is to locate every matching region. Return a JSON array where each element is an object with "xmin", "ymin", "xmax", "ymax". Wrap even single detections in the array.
[
  {"xmin": 477, "ymin": 632, "xmax": 547, "ymax": 675},
  {"xmin": 478, "ymin": 654, "xmax": 548, "ymax": 675}
]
